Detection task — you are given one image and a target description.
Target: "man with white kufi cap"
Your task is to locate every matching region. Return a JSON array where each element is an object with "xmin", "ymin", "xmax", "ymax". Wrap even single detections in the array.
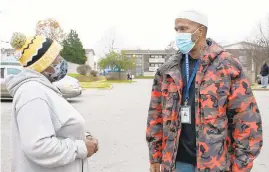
[{"xmin": 146, "ymin": 10, "xmax": 262, "ymax": 172}]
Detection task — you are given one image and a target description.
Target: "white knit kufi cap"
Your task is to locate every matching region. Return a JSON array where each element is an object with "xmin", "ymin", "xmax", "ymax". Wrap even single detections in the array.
[{"xmin": 176, "ymin": 10, "xmax": 208, "ymax": 27}]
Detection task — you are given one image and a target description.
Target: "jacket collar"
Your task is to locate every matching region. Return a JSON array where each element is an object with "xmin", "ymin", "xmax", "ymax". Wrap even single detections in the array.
[
  {"xmin": 165, "ymin": 38, "xmax": 224, "ymax": 73},
  {"xmin": 161, "ymin": 38, "xmax": 225, "ymax": 94}
]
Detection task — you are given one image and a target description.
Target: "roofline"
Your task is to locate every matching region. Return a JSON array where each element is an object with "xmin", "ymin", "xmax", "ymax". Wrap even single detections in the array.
[
  {"xmin": 123, "ymin": 49, "xmax": 176, "ymax": 55},
  {"xmin": 84, "ymin": 49, "xmax": 95, "ymax": 55},
  {"xmin": 223, "ymin": 41, "xmax": 260, "ymax": 48}
]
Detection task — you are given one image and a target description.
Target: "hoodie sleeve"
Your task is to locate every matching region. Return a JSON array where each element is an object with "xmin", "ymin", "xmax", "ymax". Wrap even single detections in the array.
[
  {"xmin": 16, "ymin": 98, "xmax": 88, "ymax": 168},
  {"xmin": 227, "ymin": 57, "xmax": 263, "ymax": 172}
]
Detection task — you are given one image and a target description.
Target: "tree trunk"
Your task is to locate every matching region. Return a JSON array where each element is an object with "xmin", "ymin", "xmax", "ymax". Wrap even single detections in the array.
[{"xmin": 119, "ymin": 71, "xmax": 121, "ymax": 80}]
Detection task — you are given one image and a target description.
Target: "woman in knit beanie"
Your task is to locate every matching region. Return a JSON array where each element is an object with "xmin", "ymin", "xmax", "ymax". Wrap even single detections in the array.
[{"xmin": 6, "ymin": 32, "xmax": 98, "ymax": 172}]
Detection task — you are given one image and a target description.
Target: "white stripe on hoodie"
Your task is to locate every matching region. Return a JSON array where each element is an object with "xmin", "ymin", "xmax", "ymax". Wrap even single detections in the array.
[{"xmin": 6, "ymin": 69, "xmax": 89, "ymax": 172}]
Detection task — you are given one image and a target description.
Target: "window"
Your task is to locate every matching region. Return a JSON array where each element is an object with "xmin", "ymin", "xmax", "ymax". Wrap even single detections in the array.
[
  {"xmin": 136, "ymin": 58, "xmax": 142, "ymax": 63},
  {"xmin": 1, "ymin": 68, "xmax": 4, "ymax": 78},
  {"xmin": 150, "ymin": 55, "xmax": 159, "ymax": 58},
  {"xmin": 7, "ymin": 68, "xmax": 21, "ymax": 75},
  {"xmin": 150, "ymin": 64, "xmax": 155, "ymax": 67}
]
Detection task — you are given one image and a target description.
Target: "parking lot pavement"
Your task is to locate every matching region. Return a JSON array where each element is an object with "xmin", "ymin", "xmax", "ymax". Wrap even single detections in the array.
[
  {"xmin": 1, "ymin": 80, "xmax": 269, "ymax": 172},
  {"xmin": 252, "ymin": 91, "xmax": 269, "ymax": 172}
]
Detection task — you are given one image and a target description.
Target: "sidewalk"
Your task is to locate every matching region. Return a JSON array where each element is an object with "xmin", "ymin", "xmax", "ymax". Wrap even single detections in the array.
[
  {"xmin": 251, "ymin": 84, "xmax": 269, "ymax": 91},
  {"xmin": 252, "ymin": 91, "xmax": 269, "ymax": 172}
]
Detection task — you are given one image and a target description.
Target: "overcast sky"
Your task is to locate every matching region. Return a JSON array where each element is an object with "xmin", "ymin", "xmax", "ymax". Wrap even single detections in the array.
[{"xmin": 0, "ymin": 0, "xmax": 268, "ymax": 56}]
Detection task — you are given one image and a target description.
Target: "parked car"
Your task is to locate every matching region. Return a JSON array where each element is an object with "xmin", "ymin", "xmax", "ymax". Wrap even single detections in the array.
[
  {"xmin": 53, "ymin": 76, "xmax": 82, "ymax": 98},
  {"xmin": 257, "ymin": 74, "xmax": 269, "ymax": 84},
  {"xmin": 1, "ymin": 62, "xmax": 82, "ymax": 99},
  {"xmin": 1, "ymin": 64, "xmax": 22, "ymax": 99}
]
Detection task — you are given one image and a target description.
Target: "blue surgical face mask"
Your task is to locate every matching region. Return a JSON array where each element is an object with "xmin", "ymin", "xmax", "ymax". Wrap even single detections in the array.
[{"xmin": 175, "ymin": 27, "xmax": 201, "ymax": 54}]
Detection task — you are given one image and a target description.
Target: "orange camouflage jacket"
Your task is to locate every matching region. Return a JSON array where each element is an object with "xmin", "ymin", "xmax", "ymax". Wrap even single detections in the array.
[{"xmin": 146, "ymin": 39, "xmax": 263, "ymax": 172}]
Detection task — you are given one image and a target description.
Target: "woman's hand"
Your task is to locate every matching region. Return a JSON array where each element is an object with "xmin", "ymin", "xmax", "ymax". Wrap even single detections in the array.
[{"xmin": 85, "ymin": 138, "xmax": 98, "ymax": 157}]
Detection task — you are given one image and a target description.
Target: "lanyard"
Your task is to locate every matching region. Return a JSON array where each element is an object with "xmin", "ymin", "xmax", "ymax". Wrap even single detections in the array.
[{"xmin": 184, "ymin": 54, "xmax": 200, "ymax": 105}]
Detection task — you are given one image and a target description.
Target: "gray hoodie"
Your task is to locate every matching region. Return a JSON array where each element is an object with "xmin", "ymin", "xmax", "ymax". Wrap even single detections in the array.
[{"xmin": 6, "ymin": 69, "xmax": 89, "ymax": 172}]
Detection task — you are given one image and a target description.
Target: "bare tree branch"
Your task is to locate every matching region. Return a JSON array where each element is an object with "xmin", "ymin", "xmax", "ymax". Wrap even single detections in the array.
[
  {"xmin": 243, "ymin": 16, "xmax": 269, "ymax": 82},
  {"xmin": 166, "ymin": 40, "xmax": 177, "ymax": 50}
]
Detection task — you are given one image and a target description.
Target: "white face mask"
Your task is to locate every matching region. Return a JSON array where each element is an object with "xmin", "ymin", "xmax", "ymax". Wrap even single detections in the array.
[{"xmin": 43, "ymin": 56, "xmax": 68, "ymax": 82}]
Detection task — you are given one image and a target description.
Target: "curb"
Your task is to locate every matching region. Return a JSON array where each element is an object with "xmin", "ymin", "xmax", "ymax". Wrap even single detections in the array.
[
  {"xmin": 82, "ymin": 84, "xmax": 113, "ymax": 90},
  {"xmin": 106, "ymin": 84, "xmax": 114, "ymax": 90},
  {"xmin": 98, "ymin": 84, "xmax": 114, "ymax": 90}
]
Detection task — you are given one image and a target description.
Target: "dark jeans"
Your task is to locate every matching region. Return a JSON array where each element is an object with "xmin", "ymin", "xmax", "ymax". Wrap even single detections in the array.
[{"xmin": 176, "ymin": 161, "xmax": 196, "ymax": 172}]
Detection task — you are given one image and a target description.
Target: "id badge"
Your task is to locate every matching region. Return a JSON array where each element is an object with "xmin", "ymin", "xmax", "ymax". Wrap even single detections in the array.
[{"xmin": 181, "ymin": 106, "xmax": 191, "ymax": 124}]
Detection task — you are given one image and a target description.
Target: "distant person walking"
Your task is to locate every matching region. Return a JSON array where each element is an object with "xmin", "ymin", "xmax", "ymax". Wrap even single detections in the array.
[
  {"xmin": 6, "ymin": 32, "xmax": 98, "ymax": 172},
  {"xmin": 127, "ymin": 73, "xmax": 130, "ymax": 80},
  {"xmin": 260, "ymin": 61, "xmax": 269, "ymax": 88},
  {"xmin": 127, "ymin": 72, "xmax": 132, "ymax": 80}
]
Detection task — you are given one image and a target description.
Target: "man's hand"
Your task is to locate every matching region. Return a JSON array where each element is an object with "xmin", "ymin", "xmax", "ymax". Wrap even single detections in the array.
[
  {"xmin": 85, "ymin": 138, "xmax": 98, "ymax": 157},
  {"xmin": 150, "ymin": 163, "xmax": 160, "ymax": 172}
]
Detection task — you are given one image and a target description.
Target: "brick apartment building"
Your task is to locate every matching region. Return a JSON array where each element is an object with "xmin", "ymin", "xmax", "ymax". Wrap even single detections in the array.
[
  {"xmin": 124, "ymin": 42, "xmax": 260, "ymax": 82},
  {"xmin": 124, "ymin": 49, "xmax": 176, "ymax": 76}
]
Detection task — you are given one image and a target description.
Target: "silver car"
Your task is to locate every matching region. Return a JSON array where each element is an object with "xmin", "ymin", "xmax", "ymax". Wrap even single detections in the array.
[
  {"xmin": 53, "ymin": 75, "xmax": 82, "ymax": 98},
  {"xmin": 1, "ymin": 63, "xmax": 22, "ymax": 99},
  {"xmin": 1, "ymin": 62, "xmax": 82, "ymax": 99}
]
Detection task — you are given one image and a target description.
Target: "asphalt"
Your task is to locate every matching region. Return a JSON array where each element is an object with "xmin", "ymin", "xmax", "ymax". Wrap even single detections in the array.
[{"xmin": 1, "ymin": 79, "xmax": 268, "ymax": 172}]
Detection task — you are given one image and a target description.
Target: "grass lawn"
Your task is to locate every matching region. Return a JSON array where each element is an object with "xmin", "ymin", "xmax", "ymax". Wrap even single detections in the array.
[
  {"xmin": 80, "ymin": 80, "xmax": 135, "ymax": 89},
  {"xmin": 68, "ymin": 73, "xmax": 135, "ymax": 89},
  {"xmin": 68, "ymin": 73, "xmax": 81, "ymax": 78},
  {"xmin": 80, "ymin": 82, "xmax": 112, "ymax": 89},
  {"xmin": 251, "ymin": 83, "xmax": 269, "ymax": 90},
  {"xmin": 68, "ymin": 73, "xmax": 106, "ymax": 82},
  {"xmin": 135, "ymin": 76, "xmax": 154, "ymax": 79},
  {"xmin": 103, "ymin": 80, "xmax": 135, "ymax": 83}
]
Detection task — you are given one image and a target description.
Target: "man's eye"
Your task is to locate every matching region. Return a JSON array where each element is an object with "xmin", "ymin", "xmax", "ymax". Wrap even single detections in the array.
[{"xmin": 179, "ymin": 27, "xmax": 186, "ymax": 31}]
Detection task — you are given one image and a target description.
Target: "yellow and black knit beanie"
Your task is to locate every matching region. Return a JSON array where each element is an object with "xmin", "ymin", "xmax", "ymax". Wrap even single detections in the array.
[{"xmin": 10, "ymin": 32, "xmax": 62, "ymax": 72}]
